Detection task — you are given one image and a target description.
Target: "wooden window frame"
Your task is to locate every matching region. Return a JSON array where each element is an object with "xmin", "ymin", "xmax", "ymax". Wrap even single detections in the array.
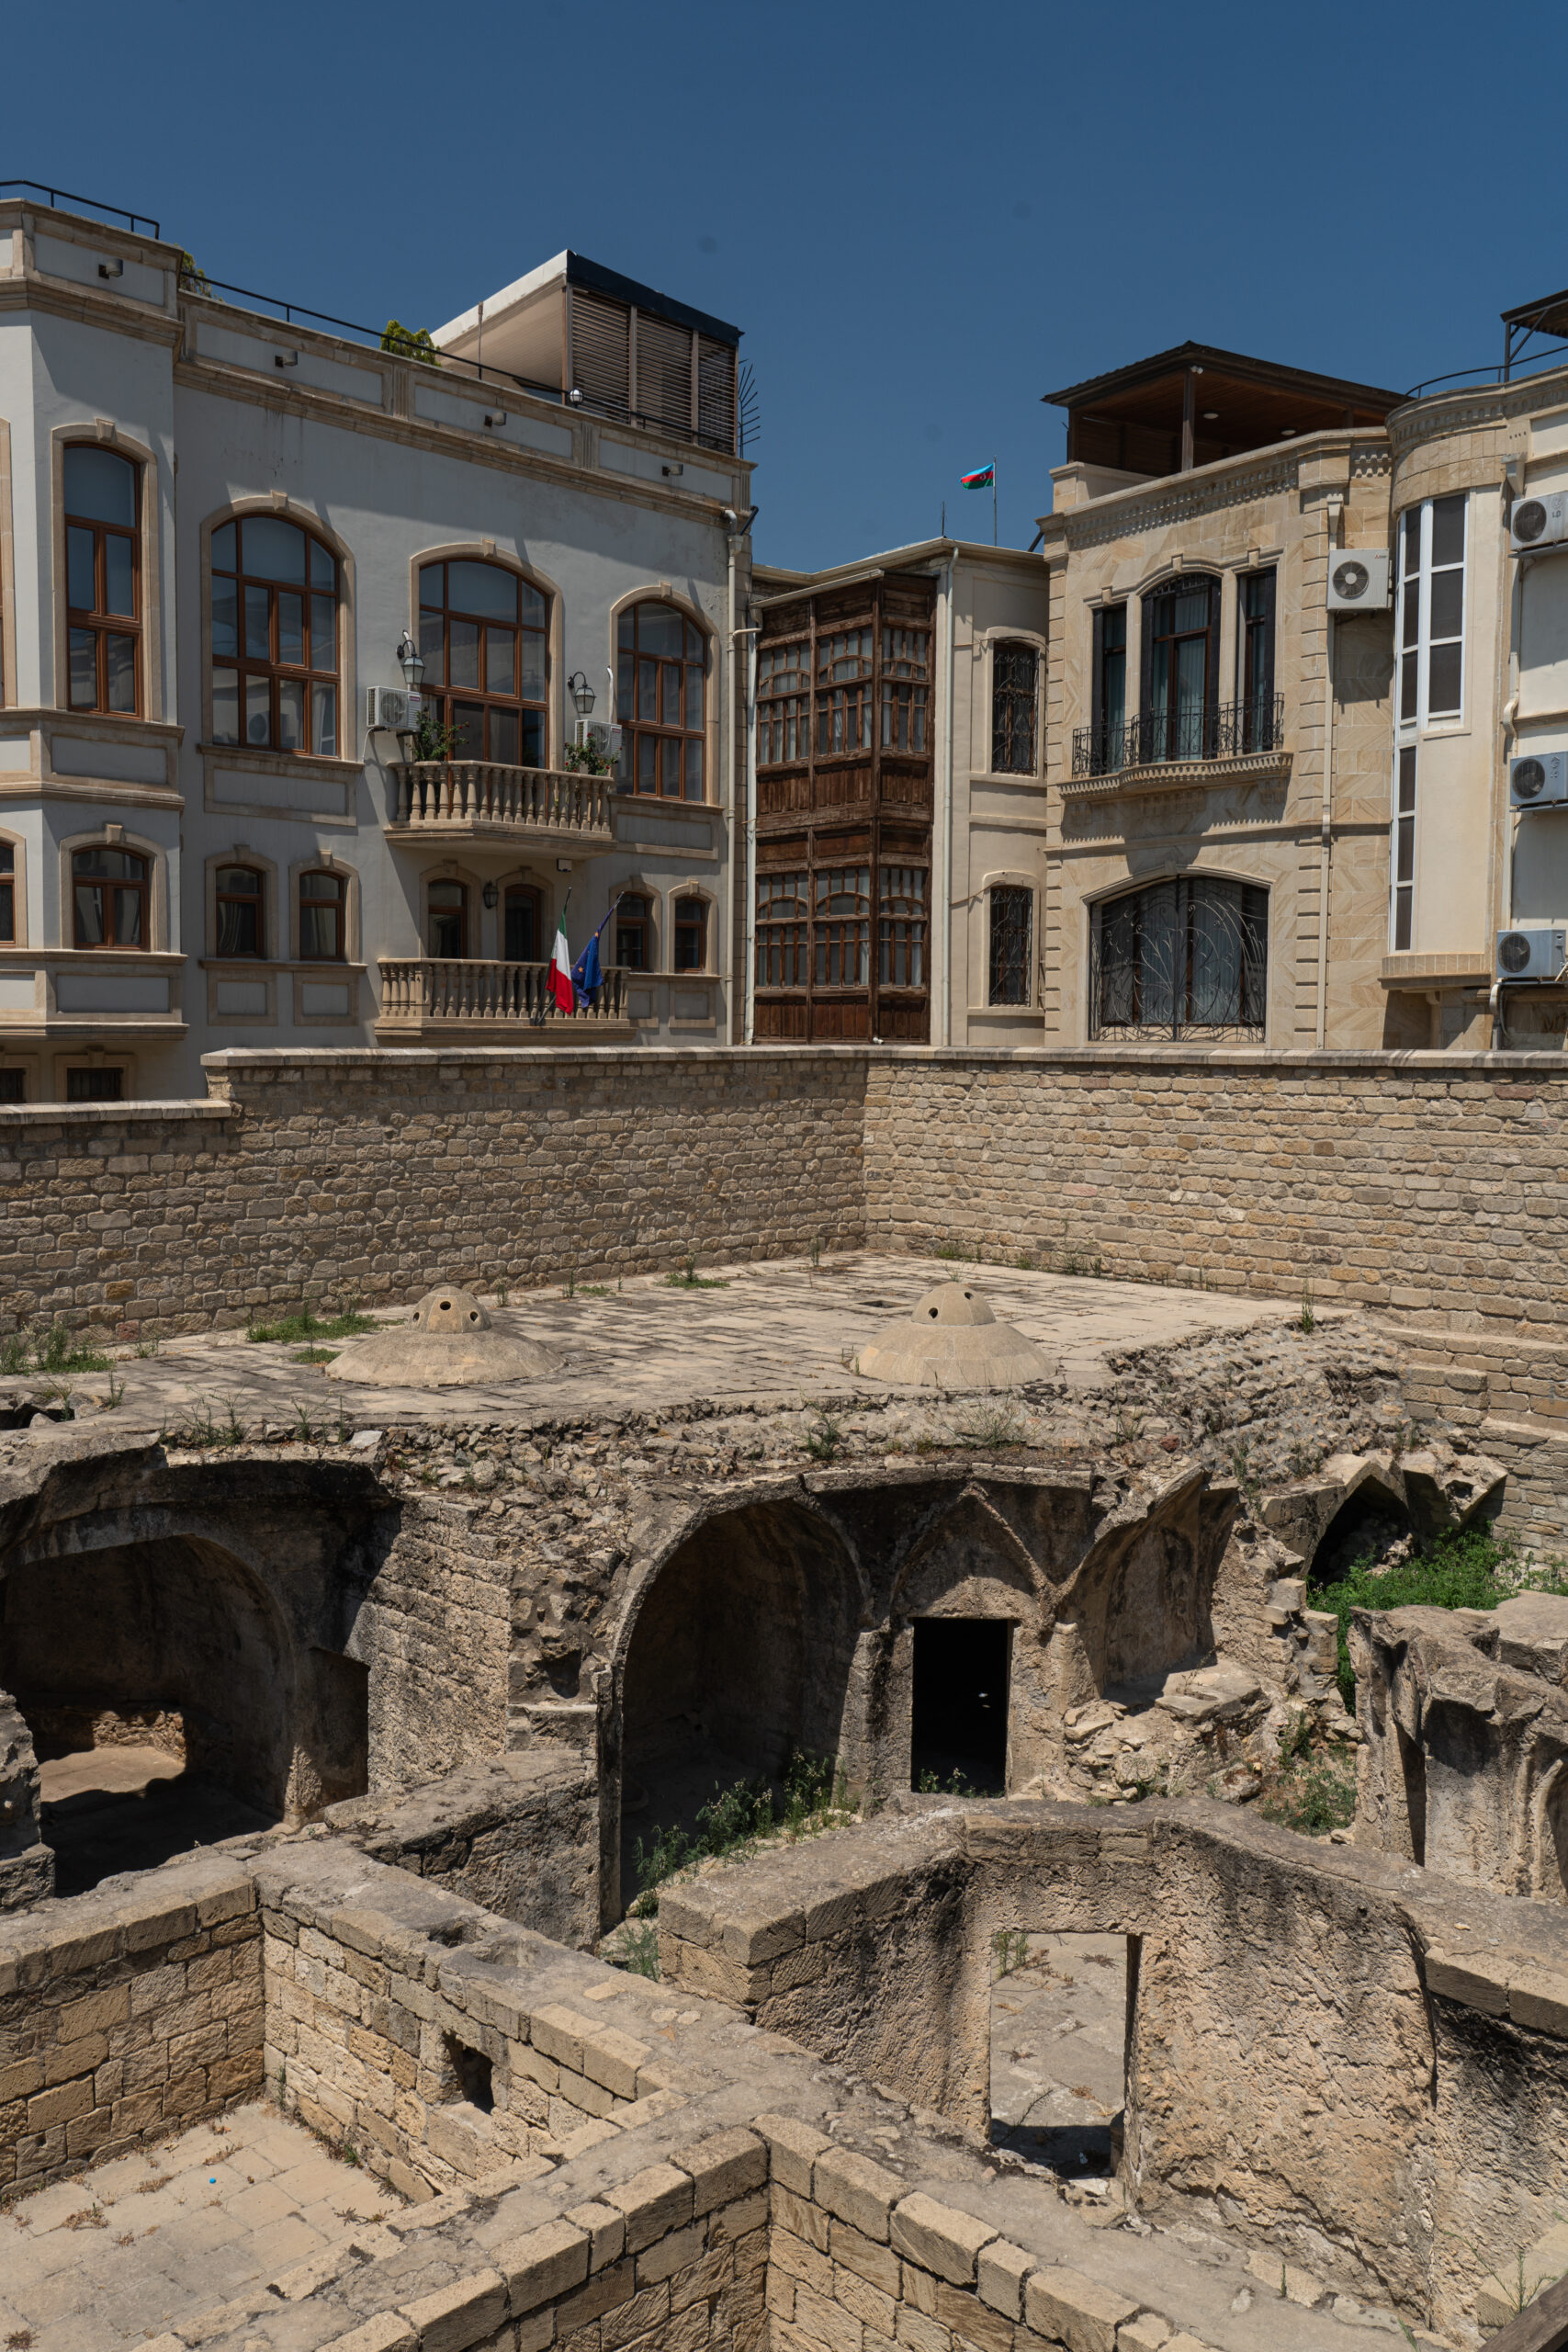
[
  {"xmin": 210, "ymin": 515, "xmax": 340, "ymax": 757},
  {"xmin": 757, "ymin": 639, "xmax": 810, "ymax": 768},
  {"xmin": 0, "ymin": 842, "xmax": 16, "ymax": 946},
  {"xmin": 427, "ymin": 877, "xmax": 470, "ymax": 960},
  {"xmin": 616, "ymin": 603, "xmax": 707, "ymax": 800},
  {"xmin": 1139, "ymin": 575, "xmax": 1220, "ymax": 763},
  {"xmin": 990, "ymin": 641, "xmax": 1039, "ymax": 775},
  {"xmin": 299, "ymin": 868, "xmax": 346, "ymax": 962},
  {"xmin": 877, "ymin": 865, "xmax": 928, "ymax": 990},
  {"xmin": 816, "ymin": 628, "xmax": 875, "ymax": 758},
  {"xmin": 214, "ymin": 864, "xmax": 265, "ymax": 960},
  {"xmin": 502, "ymin": 882, "xmax": 542, "ymax": 964},
  {"xmin": 64, "ymin": 445, "xmax": 141, "ymax": 717},
  {"xmin": 615, "ymin": 892, "xmax": 653, "ymax": 971},
  {"xmin": 1238, "ymin": 571, "xmax": 1276, "ymax": 748},
  {"xmin": 72, "ymin": 844, "xmax": 149, "ymax": 950},
  {"xmin": 672, "ymin": 896, "xmax": 708, "ymax": 972},
  {"xmin": 418, "ymin": 560, "xmax": 547, "ymax": 768},
  {"xmin": 755, "ymin": 869, "xmax": 810, "ymax": 989}
]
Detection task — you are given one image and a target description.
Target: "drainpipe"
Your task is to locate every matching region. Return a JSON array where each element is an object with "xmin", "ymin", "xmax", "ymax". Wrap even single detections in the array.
[
  {"xmin": 743, "ymin": 620, "xmax": 759, "ymax": 1046},
  {"xmin": 940, "ymin": 556, "xmax": 955, "ymax": 1047},
  {"xmin": 1315, "ymin": 500, "xmax": 1343, "ymax": 1051}
]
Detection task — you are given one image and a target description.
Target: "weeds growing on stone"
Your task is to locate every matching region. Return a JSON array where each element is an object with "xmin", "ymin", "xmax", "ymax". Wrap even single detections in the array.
[
  {"xmin": 612, "ymin": 1921, "xmax": 660, "ymax": 1977},
  {"xmin": 804, "ymin": 1413, "xmax": 842, "ymax": 1463},
  {"xmin": 1310, "ymin": 1526, "xmax": 1568, "ymax": 1708},
  {"xmin": 954, "ymin": 1399, "xmax": 1027, "ymax": 1451},
  {"xmin": 1299, "ymin": 1281, "xmax": 1315, "ymax": 1335},
  {"xmin": 993, "ymin": 1928, "xmax": 1032, "ymax": 1977},
  {"xmin": 1014, "ymin": 1252, "xmax": 1036, "ymax": 1271},
  {"xmin": 291, "ymin": 1347, "xmax": 339, "ymax": 1364},
  {"xmin": 133, "ymin": 1334, "xmax": 160, "ymax": 1358},
  {"xmin": 933, "ymin": 1243, "xmax": 965, "ymax": 1261},
  {"xmin": 916, "ymin": 1766, "xmax": 974, "ymax": 1795},
  {"xmin": 246, "ymin": 1306, "xmax": 378, "ymax": 1345},
  {"xmin": 664, "ymin": 1256, "xmax": 728, "ymax": 1290},
  {"xmin": 630, "ymin": 1750, "xmax": 854, "ymax": 1911},
  {"xmin": 0, "ymin": 1323, "xmax": 110, "ymax": 1374},
  {"xmin": 104, "ymin": 1372, "xmax": 126, "ymax": 1409},
  {"xmin": 1256, "ymin": 1739, "xmax": 1357, "ymax": 1837}
]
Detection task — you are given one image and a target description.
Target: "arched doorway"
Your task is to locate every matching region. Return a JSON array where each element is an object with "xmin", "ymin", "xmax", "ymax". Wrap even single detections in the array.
[
  {"xmin": 615, "ymin": 1498, "xmax": 863, "ymax": 1917},
  {"xmin": 1311, "ymin": 1479, "xmax": 1414, "ymax": 1588},
  {"xmin": 0, "ymin": 1534, "xmax": 307, "ymax": 1894}
]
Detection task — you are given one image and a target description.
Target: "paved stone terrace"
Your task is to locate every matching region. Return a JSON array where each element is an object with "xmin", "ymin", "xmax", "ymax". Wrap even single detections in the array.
[
  {"xmin": 0, "ymin": 2100, "xmax": 401, "ymax": 2352},
  {"xmin": 17, "ymin": 1253, "xmax": 1308, "ymax": 1433}
]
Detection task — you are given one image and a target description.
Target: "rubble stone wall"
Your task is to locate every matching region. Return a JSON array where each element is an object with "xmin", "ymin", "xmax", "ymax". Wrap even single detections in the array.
[{"xmin": 0, "ymin": 1853, "xmax": 264, "ymax": 2195}]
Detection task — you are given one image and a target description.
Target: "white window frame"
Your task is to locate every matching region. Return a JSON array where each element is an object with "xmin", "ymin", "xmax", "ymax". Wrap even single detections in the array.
[{"xmin": 1395, "ymin": 494, "xmax": 1468, "ymax": 737}]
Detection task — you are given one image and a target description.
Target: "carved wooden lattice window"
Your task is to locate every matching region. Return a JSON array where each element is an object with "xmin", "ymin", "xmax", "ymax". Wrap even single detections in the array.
[
  {"xmin": 881, "ymin": 628, "xmax": 930, "ymax": 752},
  {"xmin": 816, "ymin": 630, "xmax": 874, "ymax": 754},
  {"xmin": 756, "ymin": 871, "xmax": 809, "ymax": 987},
  {"xmin": 758, "ymin": 640, "xmax": 809, "ymax": 765},
  {"xmin": 991, "ymin": 643, "xmax": 1038, "ymax": 775},
  {"xmin": 878, "ymin": 867, "xmax": 927, "ymax": 989},
  {"xmin": 815, "ymin": 866, "xmax": 871, "ymax": 986}
]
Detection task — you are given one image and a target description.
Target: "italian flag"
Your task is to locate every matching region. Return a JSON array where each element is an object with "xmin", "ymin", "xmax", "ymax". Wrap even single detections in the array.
[{"xmin": 547, "ymin": 922, "xmax": 575, "ymax": 1013}]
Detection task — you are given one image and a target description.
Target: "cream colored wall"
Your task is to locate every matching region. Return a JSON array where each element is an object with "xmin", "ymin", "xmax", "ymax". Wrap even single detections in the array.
[
  {"xmin": 948, "ymin": 555, "xmax": 1052, "ymax": 1048},
  {"xmin": 1037, "ymin": 432, "xmax": 1393, "ymax": 1049}
]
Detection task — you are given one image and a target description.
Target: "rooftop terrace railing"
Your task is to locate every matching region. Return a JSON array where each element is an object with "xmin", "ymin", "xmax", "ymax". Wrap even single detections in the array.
[{"xmin": 0, "ymin": 179, "xmax": 160, "ymax": 237}]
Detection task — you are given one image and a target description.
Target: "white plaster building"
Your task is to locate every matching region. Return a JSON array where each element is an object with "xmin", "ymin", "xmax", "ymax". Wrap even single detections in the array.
[{"xmin": 0, "ymin": 193, "xmax": 753, "ymax": 1098}]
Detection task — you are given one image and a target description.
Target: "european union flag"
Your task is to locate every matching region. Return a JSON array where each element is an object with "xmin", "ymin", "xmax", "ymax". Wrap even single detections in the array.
[{"xmin": 571, "ymin": 926, "xmax": 604, "ymax": 1010}]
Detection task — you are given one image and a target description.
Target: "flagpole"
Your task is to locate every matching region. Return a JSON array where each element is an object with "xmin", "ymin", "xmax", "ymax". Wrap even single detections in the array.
[{"xmin": 993, "ymin": 464, "xmax": 998, "ymax": 548}]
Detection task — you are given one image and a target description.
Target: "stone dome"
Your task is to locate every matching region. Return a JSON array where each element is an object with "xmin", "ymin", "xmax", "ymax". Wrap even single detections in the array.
[
  {"xmin": 324, "ymin": 1281, "xmax": 559, "ymax": 1389},
  {"xmin": 856, "ymin": 1281, "xmax": 1051, "ymax": 1392}
]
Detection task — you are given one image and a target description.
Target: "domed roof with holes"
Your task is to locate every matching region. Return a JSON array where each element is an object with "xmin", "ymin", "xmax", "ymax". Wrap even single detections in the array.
[
  {"xmin": 324, "ymin": 1279, "xmax": 559, "ymax": 1389},
  {"xmin": 856, "ymin": 1280, "xmax": 1050, "ymax": 1392}
]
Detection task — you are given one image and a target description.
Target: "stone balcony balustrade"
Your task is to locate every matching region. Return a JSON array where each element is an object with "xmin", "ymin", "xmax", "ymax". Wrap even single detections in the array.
[
  {"xmin": 387, "ymin": 761, "xmax": 616, "ymax": 853},
  {"xmin": 374, "ymin": 956, "xmax": 631, "ymax": 1042}
]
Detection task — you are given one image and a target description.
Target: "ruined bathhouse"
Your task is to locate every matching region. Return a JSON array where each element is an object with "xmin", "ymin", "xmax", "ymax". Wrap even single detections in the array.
[{"xmin": 0, "ymin": 1275, "xmax": 1556, "ymax": 2352}]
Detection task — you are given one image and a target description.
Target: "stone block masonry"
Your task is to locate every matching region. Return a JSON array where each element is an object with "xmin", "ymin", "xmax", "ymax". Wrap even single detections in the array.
[
  {"xmin": 0, "ymin": 1850, "xmax": 264, "ymax": 2195},
  {"xmin": 12, "ymin": 1042, "xmax": 1568, "ymax": 1347}
]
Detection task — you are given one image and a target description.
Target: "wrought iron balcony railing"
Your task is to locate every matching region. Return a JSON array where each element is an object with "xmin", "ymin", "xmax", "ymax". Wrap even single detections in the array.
[
  {"xmin": 1071, "ymin": 695, "xmax": 1286, "ymax": 780},
  {"xmin": 377, "ymin": 957, "xmax": 628, "ymax": 1028},
  {"xmin": 389, "ymin": 762, "xmax": 614, "ymax": 841}
]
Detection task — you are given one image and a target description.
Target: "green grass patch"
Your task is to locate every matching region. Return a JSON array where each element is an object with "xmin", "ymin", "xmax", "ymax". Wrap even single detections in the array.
[
  {"xmin": 246, "ymin": 1307, "xmax": 378, "ymax": 1345},
  {"xmin": 290, "ymin": 1346, "xmax": 339, "ymax": 1364},
  {"xmin": 0, "ymin": 1322, "xmax": 112, "ymax": 1374},
  {"xmin": 1310, "ymin": 1526, "xmax": 1568, "ymax": 1708},
  {"xmin": 1257, "ymin": 1743, "xmax": 1358, "ymax": 1836},
  {"xmin": 630, "ymin": 1750, "xmax": 854, "ymax": 1914}
]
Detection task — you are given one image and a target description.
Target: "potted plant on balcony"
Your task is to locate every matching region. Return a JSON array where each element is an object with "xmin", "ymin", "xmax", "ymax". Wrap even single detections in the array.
[
  {"xmin": 563, "ymin": 741, "xmax": 615, "ymax": 775},
  {"xmin": 410, "ymin": 707, "xmax": 461, "ymax": 766}
]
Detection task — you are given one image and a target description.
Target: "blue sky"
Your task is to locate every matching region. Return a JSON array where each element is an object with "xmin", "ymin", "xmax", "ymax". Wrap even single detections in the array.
[{"xmin": 11, "ymin": 0, "xmax": 1568, "ymax": 571}]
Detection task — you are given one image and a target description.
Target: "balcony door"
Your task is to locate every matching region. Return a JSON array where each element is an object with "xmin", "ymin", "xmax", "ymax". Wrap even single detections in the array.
[
  {"xmin": 1142, "ymin": 577, "xmax": 1217, "ymax": 763},
  {"xmin": 503, "ymin": 883, "xmax": 541, "ymax": 964}
]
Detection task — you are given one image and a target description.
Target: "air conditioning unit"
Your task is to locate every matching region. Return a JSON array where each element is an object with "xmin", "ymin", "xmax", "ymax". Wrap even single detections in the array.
[
  {"xmin": 1511, "ymin": 493, "xmax": 1568, "ymax": 552},
  {"xmin": 1511, "ymin": 752, "xmax": 1568, "ymax": 809},
  {"xmin": 367, "ymin": 685, "xmax": 422, "ymax": 731},
  {"xmin": 1326, "ymin": 550, "xmax": 1392, "ymax": 613},
  {"xmin": 575, "ymin": 718, "xmax": 623, "ymax": 760},
  {"xmin": 1496, "ymin": 924, "xmax": 1568, "ymax": 979}
]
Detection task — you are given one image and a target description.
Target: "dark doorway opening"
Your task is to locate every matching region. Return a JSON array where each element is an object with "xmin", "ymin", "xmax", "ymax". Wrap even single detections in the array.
[
  {"xmin": 445, "ymin": 2035, "xmax": 495, "ymax": 2113},
  {"xmin": 910, "ymin": 1618, "xmax": 1010, "ymax": 1795}
]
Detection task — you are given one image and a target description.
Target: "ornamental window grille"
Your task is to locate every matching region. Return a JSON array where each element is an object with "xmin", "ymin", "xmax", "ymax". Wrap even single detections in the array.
[
  {"xmin": 878, "ymin": 865, "xmax": 927, "ymax": 988},
  {"xmin": 991, "ymin": 643, "xmax": 1038, "ymax": 775},
  {"xmin": 988, "ymin": 886, "xmax": 1032, "ymax": 1004},
  {"xmin": 1090, "ymin": 876, "xmax": 1267, "ymax": 1041}
]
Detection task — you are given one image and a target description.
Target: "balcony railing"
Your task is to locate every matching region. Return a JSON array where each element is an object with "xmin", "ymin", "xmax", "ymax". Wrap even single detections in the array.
[
  {"xmin": 1072, "ymin": 695, "xmax": 1286, "ymax": 780},
  {"xmin": 377, "ymin": 957, "xmax": 628, "ymax": 1028},
  {"xmin": 389, "ymin": 762, "xmax": 615, "ymax": 843}
]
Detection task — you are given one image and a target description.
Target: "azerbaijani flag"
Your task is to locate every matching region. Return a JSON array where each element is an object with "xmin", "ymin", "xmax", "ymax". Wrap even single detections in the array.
[
  {"xmin": 960, "ymin": 462, "xmax": 994, "ymax": 488},
  {"xmin": 547, "ymin": 921, "xmax": 575, "ymax": 1013}
]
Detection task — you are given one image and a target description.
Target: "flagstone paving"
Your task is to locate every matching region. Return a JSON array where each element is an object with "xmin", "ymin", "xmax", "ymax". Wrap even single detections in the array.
[
  {"xmin": 0, "ymin": 2100, "xmax": 401, "ymax": 2352},
  {"xmin": 4, "ymin": 1252, "xmax": 1309, "ymax": 1436}
]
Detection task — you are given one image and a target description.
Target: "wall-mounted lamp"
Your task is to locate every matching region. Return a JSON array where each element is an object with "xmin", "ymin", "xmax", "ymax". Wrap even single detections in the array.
[
  {"xmin": 482, "ymin": 880, "xmax": 499, "ymax": 910},
  {"xmin": 397, "ymin": 632, "xmax": 424, "ymax": 693},
  {"xmin": 483, "ymin": 412, "xmax": 508, "ymax": 429},
  {"xmin": 568, "ymin": 671, "xmax": 595, "ymax": 718},
  {"xmin": 568, "ymin": 387, "xmax": 583, "ymax": 405},
  {"xmin": 274, "ymin": 350, "xmax": 299, "ymax": 368},
  {"xmin": 97, "ymin": 258, "xmax": 124, "ymax": 280}
]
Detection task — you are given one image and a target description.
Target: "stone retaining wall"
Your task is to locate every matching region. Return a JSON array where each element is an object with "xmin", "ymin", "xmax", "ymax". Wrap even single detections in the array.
[
  {"xmin": 15, "ymin": 1045, "xmax": 1568, "ymax": 1347},
  {"xmin": 0, "ymin": 1852, "xmax": 264, "ymax": 2195}
]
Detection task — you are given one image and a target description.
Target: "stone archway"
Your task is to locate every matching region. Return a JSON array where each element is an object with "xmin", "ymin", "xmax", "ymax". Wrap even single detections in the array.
[
  {"xmin": 0, "ymin": 1532, "xmax": 305, "ymax": 1894},
  {"xmin": 609, "ymin": 1494, "xmax": 866, "ymax": 1922}
]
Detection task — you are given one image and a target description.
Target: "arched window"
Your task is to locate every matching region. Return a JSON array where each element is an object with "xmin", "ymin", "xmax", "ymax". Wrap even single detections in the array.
[
  {"xmin": 418, "ymin": 561, "xmax": 547, "ymax": 766},
  {"xmin": 615, "ymin": 893, "xmax": 652, "ymax": 970},
  {"xmin": 215, "ymin": 865, "xmax": 265, "ymax": 958},
  {"xmin": 988, "ymin": 886, "xmax": 1032, "ymax": 1005},
  {"xmin": 64, "ymin": 447, "xmax": 140, "ymax": 714},
  {"xmin": 616, "ymin": 604, "xmax": 705, "ymax": 800},
  {"xmin": 673, "ymin": 897, "xmax": 707, "ymax": 972},
  {"xmin": 428, "ymin": 878, "xmax": 468, "ymax": 959},
  {"xmin": 991, "ymin": 643, "xmax": 1038, "ymax": 775},
  {"xmin": 1090, "ymin": 875, "xmax": 1267, "ymax": 1041},
  {"xmin": 73, "ymin": 847, "xmax": 148, "ymax": 949},
  {"xmin": 299, "ymin": 869, "xmax": 344, "ymax": 961},
  {"xmin": 503, "ymin": 884, "xmax": 541, "ymax": 963},
  {"xmin": 210, "ymin": 514, "xmax": 339, "ymax": 756}
]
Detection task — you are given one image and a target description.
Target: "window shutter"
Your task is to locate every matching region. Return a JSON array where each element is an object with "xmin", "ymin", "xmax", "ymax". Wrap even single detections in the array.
[
  {"xmin": 636, "ymin": 312, "xmax": 694, "ymax": 438},
  {"xmin": 1138, "ymin": 594, "xmax": 1154, "ymax": 730},
  {"xmin": 1091, "ymin": 608, "xmax": 1106, "ymax": 733},
  {"xmin": 696, "ymin": 339, "xmax": 736, "ymax": 453},
  {"xmin": 1203, "ymin": 575, "xmax": 1221, "ymax": 715},
  {"xmin": 570, "ymin": 291, "xmax": 629, "ymax": 415},
  {"xmin": 1257, "ymin": 569, "xmax": 1276, "ymax": 706}
]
